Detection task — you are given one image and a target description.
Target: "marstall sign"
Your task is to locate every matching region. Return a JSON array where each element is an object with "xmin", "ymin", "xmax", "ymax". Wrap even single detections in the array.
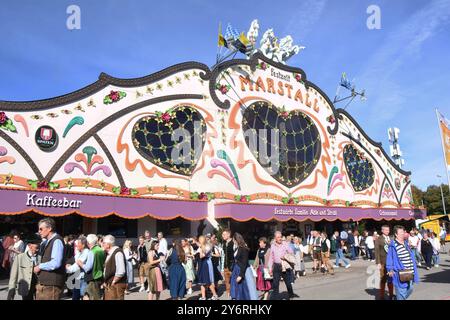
[
  {"xmin": 239, "ymin": 69, "xmax": 320, "ymax": 113},
  {"xmin": 26, "ymin": 193, "xmax": 82, "ymax": 209}
]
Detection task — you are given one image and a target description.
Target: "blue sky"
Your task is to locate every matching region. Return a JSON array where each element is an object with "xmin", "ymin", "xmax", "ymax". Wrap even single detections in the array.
[{"xmin": 0, "ymin": 0, "xmax": 449, "ymax": 189}]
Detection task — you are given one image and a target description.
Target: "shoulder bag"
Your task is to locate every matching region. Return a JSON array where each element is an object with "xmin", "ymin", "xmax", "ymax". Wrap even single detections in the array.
[{"xmin": 398, "ymin": 269, "xmax": 414, "ymax": 282}]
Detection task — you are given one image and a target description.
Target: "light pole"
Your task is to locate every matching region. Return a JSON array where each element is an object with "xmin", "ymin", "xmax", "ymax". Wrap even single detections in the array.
[{"xmin": 437, "ymin": 175, "xmax": 447, "ymax": 215}]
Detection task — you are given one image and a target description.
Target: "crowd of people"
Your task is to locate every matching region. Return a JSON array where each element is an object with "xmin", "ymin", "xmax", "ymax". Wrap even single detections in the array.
[{"xmin": 0, "ymin": 218, "xmax": 448, "ymax": 300}]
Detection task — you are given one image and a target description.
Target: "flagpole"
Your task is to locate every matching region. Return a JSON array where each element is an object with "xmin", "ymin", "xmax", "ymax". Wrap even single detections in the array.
[{"xmin": 435, "ymin": 108, "xmax": 450, "ymax": 189}]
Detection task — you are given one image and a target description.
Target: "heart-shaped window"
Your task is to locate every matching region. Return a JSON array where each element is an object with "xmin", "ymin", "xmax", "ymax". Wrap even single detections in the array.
[
  {"xmin": 242, "ymin": 101, "xmax": 322, "ymax": 187},
  {"xmin": 132, "ymin": 106, "xmax": 206, "ymax": 176},
  {"xmin": 343, "ymin": 144, "xmax": 375, "ymax": 192}
]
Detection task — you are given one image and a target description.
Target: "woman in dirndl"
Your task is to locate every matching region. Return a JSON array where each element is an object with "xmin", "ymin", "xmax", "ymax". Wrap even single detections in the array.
[
  {"xmin": 147, "ymin": 240, "xmax": 164, "ymax": 300},
  {"xmin": 293, "ymin": 236, "xmax": 306, "ymax": 278},
  {"xmin": 167, "ymin": 240, "xmax": 187, "ymax": 300},
  {"xmin": 230, "ymin": 233, "xmax": 257, "ymax": 300},
  {"xmin": 196, "ymin": 235, "xmax": 219, "ymax": 300},
  {"xmin": 182, "ymin": 238, "xmax": 195, "ymax": 295},
  {"xmin": 253, "ymin": 237, "xmax": 271, "ymax": 300}
]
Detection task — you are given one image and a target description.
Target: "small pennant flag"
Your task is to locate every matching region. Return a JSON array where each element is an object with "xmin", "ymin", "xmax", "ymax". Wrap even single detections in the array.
[{"xmin": 218, "ymin": 22, "xmax": 226, "ymax": 47}]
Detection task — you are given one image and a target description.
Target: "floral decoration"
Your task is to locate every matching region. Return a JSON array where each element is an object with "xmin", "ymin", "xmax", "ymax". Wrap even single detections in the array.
[
  {"xmin": 215, "ymin": 83, "xmax": 231, "ymax": 95},
  {"xmin": 112, "ymin": 186, "xmax": 138, "ymax": 195},
  {"xmin": 103, "ymin": 90, "xmax": 127, "ymax": 105},
  {"xmin": 190, "ymin": 192, "xmax": 214, "ymax": 201},
  {"xmin": 234, "ymin": 195, "xmax": 251, "ymax": 202},
  {"xmin": 27, "ymin": 179, "xmax": 59, "ymax": 190},
  {"xmin": 0, "ymin": 112, "xmax": 17, "ymax": 133}
]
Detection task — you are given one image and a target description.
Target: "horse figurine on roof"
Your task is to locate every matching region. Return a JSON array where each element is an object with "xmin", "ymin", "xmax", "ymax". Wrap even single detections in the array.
[{"xmin": 254, "ymin": 22, "xmax": 304, "ymax": 64}]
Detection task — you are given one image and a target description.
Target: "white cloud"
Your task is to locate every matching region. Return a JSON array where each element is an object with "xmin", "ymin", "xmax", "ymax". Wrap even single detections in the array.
[{"xmin": 282, "ymin": 0, "xmax": 327, "ymax": 40}]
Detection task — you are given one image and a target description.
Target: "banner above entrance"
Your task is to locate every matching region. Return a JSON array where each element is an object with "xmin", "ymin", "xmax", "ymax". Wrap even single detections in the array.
[
  {"xmin": 215, "ymin": 202, "xmax": 426, "ymax": 222},
  {"xmin": 0, "ymin": 187, "xmax": 208, "ymax": 220}
]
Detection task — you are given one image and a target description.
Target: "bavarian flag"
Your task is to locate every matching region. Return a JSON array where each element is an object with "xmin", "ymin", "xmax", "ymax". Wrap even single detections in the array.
[
  {"xmin": 233, "ymin": 32, "xmax": 250, "ymax": 54},
  {"xmin": 437, "ymin": 109, "xmax": 450, "ymax": 171}
]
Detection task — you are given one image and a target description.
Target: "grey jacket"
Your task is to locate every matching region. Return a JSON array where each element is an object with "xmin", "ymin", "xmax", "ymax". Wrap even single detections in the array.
[{"xmin": 8, "ymin": 251, "xmax": 40, "ymax": 297}]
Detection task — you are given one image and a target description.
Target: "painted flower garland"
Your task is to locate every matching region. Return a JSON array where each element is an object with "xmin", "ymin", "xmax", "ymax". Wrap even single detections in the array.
[
  {"xmin": 103, "ymin": 90, "xmax": 126, "ymax": 104},
  {"xmin": 0, "ymin": 112, "xmax": 17, "ymax": 133}
]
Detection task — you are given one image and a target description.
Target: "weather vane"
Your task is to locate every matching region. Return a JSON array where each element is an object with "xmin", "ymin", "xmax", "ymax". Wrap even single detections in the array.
[{"xmin": 333, "ymin": 72, "xmax": 366, "ymax": 110}]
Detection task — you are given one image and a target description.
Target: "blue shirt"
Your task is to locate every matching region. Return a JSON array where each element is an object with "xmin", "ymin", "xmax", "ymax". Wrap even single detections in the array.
[
  {"xmin": 83, "ymin": 250, "xmax": 95, "ymax": 274},
  {"xmin": 66, "ymin": 248, "xmax": 89, "ymax": 280},
  {"xmin": 39, "ymin": 233, "xmax": 64, "ymax": 271}
]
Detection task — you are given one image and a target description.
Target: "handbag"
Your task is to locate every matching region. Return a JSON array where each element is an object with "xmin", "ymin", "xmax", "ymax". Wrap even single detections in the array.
[
  {"xmin": 398, "ymin": 269, "xmax": 414, "ymax": 282},
  {"xmin": 281, "ymin": 253, "xmax": 295, "ymax": 271},
  {"xmin": 283, "ymin": 253, "xmax": 296, "ymax": 266},
  {"xmin": 263, "ymin": 267, "xmax": 272, "ymax": 280}
]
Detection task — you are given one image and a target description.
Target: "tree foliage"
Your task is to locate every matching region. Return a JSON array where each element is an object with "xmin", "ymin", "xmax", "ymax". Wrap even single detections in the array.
[{"xmin": 412, "ymin": 184, "xmax": 450, "ymax": 216}]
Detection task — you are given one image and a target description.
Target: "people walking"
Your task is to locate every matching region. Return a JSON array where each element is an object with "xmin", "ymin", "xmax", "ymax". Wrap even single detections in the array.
[
  {"xmin": 34, "ymin": 218, "xmax": 65, "ymax": 300},
  {"xmin": 365, "ymin": 232, "xmax": 375, "ymax": 262},
  {"xmin": 386, "ymin": 225, "xmax": 419, "ymax": 300},
  {"xmin": 431, "ymin": 232, "xmax": 440, "ymax": 267},
  {"xmin": 7, "ymin": 236, "xmax": 41, "ymax": 300},
  {"xmin": 320, "ymin": 232, "xmax": 334, "ymax": 275},
  {"xmin": 221, "ymin": 229, "xmax": 234, "ymax": 298},
  {"xmin": 347, "ymin": 230, "xmax": 356, "ymax": 260},
  {"xmin": 268, "ymin": 231, "xmax": 295, "ymax": 300},
  {"xmin": 166, "ymin": 239, "xmax": 187, "ymax": 300},
  {"xmin": 354, "ymin": 230, "xmax": 362, "ymax": 258},
  {"xmin": 196, "ymin": 235, "xmax": 218, "ymax": 300},
  {"xmin": 102, "ymin": 235, "xmax": 127, "ymax": 300},
  {"xmin": 210, "ymin": 234, "xmax": 223, "ymax": 288},
  {"xmin": 375, "ymin": 225, "xmax": 394, "ymax": 300},
  {"xmin": 65, "ymin": 236, "xmax": 89, "ymax": 300},
  {"xmin": 8, "ymin": 233, "xmax": 25, "ymax": 266},
  {"xmin": 78, "ymin": 234, "xmax": 105, "ymax": 300},
  {"xmin": 408, "ymin": 230, "xmax": 422, "ymax": 266},
  {"xmin": 230, "ymin": 233, "xmax": 257, "ymax": 300},
  {"xmin": 2, "ymin": 232, "xmax": 15, "ymax": 272},
  {"xmin": 147, "ymin": 241, "xmax": 164, "ymax": 300},
  {"xmin": 136, "ymin": 236, "xmax": 148, "ymax": 292},
  {"xmin": 293, "ymin": 236, "xmax": 305, "ymax": 277},
  {"xmin": 123, "ymin": 239, "xmax": 135, "ymax": 294},
  {"xmin": 253, "ymin": 237, "xmax": 271, "ymax": 300},
  {"xmin": 334, "ymin": 231, "xmax": 351, "ymax": 268},
  {"xmin": 419, "ymin": 232, "xmax": 433, "ymax": 270},
  {"xmin": 311, "ymin": 230, "xmax": 322, "ymax": 273},
  {"xmin": 181, "ymin": 238, "xmax": 195, "ymax": 295},
  {"xmin": 439, "ymin": 224, "xmax": 447, "ymax": 252}
]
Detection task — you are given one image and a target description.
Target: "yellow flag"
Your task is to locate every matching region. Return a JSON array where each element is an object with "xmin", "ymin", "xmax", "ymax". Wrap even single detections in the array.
[
  {"xmin": 239, "ymin": 32, "xmax": 250, "ymax": 46},
  {"xmin": 218, "ymin": 22, "xmax": 225, "ymax": 47}
]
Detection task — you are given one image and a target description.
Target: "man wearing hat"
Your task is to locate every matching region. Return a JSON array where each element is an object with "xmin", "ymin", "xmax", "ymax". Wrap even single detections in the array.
[{"xmin": 7, "ymin": 236, "xmax": 41, "ymax": 300}]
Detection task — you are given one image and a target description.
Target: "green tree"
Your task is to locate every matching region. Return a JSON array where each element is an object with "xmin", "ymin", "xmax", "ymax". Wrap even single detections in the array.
[
  {"xmin": 422, "ymin": 184, "xmax": 449, "ymax": 216},
  {"xmin": 411, "ymin": 184, "xmax": 424, "ymax": 207}
]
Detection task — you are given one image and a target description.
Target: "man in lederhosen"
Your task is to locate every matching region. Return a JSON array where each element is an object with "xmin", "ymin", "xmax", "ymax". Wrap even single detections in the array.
[
  {"xmin": 101, "ymin": 235, "xmax": 127, "ymax": 300},
  {"xmin": 34, "ymin": 218, "xmax": 65, "ymax": 300}
]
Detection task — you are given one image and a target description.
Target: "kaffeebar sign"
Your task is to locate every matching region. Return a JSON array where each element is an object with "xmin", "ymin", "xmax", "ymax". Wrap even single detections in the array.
[{"xmin": 26, "ymin": 193, "xmax": 82, "ymax": 209}]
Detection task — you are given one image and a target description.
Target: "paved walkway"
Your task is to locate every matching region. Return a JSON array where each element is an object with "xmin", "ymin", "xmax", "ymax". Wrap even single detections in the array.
[{"xmin": 1, "ymin": 253, "xmax": 449, "ymax": 300}]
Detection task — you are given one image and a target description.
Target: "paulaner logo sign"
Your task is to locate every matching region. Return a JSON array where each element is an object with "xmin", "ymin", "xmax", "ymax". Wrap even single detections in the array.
[{"xmin": 26, "ymin": 193, "xmax": 82, "ymax": 209}]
